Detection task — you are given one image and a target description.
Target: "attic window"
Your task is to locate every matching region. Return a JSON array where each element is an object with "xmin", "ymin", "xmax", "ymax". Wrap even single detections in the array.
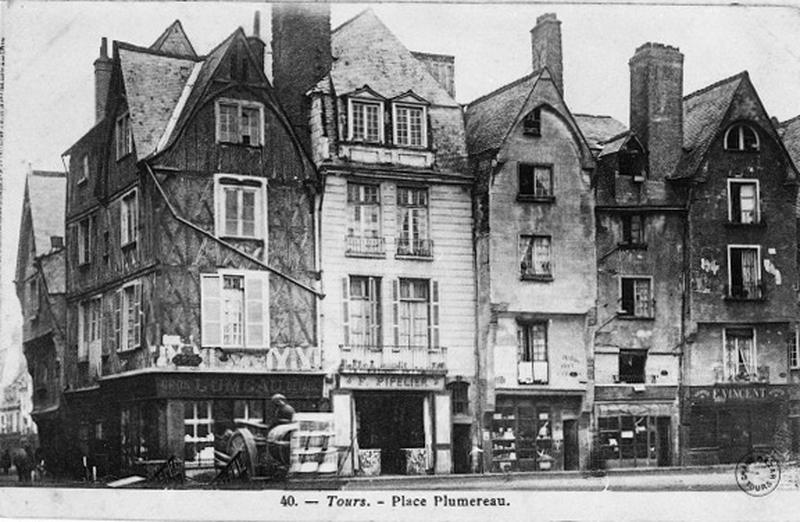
[
  {"xmin": 216, "ymin": 99, "xmax": 264, "ymax": 146},
  {"xmin": 115, "ymin": 113, "xmax": 133, "ymax": 160},
  {"xmin": 523, "ymin": 108, "xmax": 542, "ymax": 136},
  {"xmin": 348, "ymin": 99, "xmax": 384, "ymax": 143},
  {"xmin": 393, "ymin": 104, "xmax": 427, "ymax": 148},
  {"xmin": 77, "ymin": 155, "xmax": 89, "ymax": 185},
  {"xmin": 724, "ymin": 124, "xmax": 760, "ymax": 152}
]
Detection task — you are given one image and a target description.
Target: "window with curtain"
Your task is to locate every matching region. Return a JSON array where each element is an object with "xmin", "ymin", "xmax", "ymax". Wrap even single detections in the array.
[
  {"xmin": 729, "ymin": 246, "xmax": 761, "ymax": 299},
  {"xmin": 518, "ymin": 323, "xmax": 548, "ymax": 384},
  {"xmin": 399, "ymin": 279, "xmax": 430, "ymax": 348},
  {"xmin": 725, "ymin": 327, "xmax": 756, "ymax": 380},
  {"xmin": 520, "ymin": 235, "xmax": 552, "ymax": 278},
  {"xmin": 201, "ymin": 272, "xmax": 267, "ymax": 349},
  {"xmin": 728, "ymin": 180, "xmax": 759, "ymax": 224},
  {"xmin": 350, "ymin": 100, "xmax": 382, "ymax": 143},
  {"xmin": 397, "ymin": 187, "xmax": 430, "ymax": 256},
  {"xmin": 620, "ymin": 277, "xmax": 653, "ymax": 317},
  {"xmin": 346, "ymin": 183, "xmax": 383, "ymax": 255},
  {"xmin": 349, "ymin": 276, "xmax": 381, "ymax": 348}
]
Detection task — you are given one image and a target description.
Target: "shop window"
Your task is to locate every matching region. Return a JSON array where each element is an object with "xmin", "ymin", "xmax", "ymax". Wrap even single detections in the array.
[
  {"xmin": 396, "ymin": 187, "xmax": 431, "ymax": 257},
  {"xmin": 523, "ymin": 108, "xmax": 542, "ymax": 136},
  {"xmin": 393, "ymin": 104, "xmax": 427, "ymax": 147},
  {"xmin": 234, "ymin": 399, "xmax": 265, "ymax": 423},
  {"xmin": 449, "ymin": 381, "xmax": 469, "ymax": 416},
  {"xmin": 518, "ymin": 323, "xmax": 548, "ymax": 384},
  {"xmin": 618, "ymin": 350, "xmax": 646, "ymax": 384},
  {"xmin": 724, "ymin": 123, "xmax": 760, "ymax": 152},
  {"xmin": 343, "ymin": 276, "xmax": 381, "ymax": 348},
  {"xmin": 77, "ymin": 216, "xmax": 93, "ymax": 266},
  {"xmin": 115, "ymin": 112, "xmax": 133, "ymax": 160},
  {"xmin": 724, "ymin": 328, "xmax": 757, "ymax": 381},
  {"xmin": 120, "ymin": 404, "xmax": 156, "ymax": 468},
  {"xmin": 395, "ymin": 279, "xmax": 439, "ymax": 349},
  {"xmin": 619, "ymin": 277, "xmax": 653, "ymax": 318},
  {"xmin": 215, "ymin": 99, "xmax": 264, "ymax": 146},
  {"xmin": 728, "ymin": 180, "xmax": 760, "ymax": 224},
  {"xmin": 78, "ymin": 297, "xmax": 102, "ymax": 361},
  {"xmin": 346, "ymin": 183, "xmax": 383, "ymax": 256},
  {"xmin": 598, "ymin": 415, "xmax": 658, "ymax": 464},
  {"xmin": 214, "ymin": 175, "xmax": 266, "ymax": 240},
  {"xmin": 518, "ymin": 164, "xmax": 553, "ymax": 200},
  {"xmin": 120, "ymin": 189, "xmax": 138, "ymax": 247},
  {"xmin": 620, "ymin": 215, "xmax": 645, "ymax": 247},
  {"xmin": 349, "ymin": 99, "xmax": 383, "ymax": 143},
  {"xmin": 519, "ymin": 235, "xmax": 552, "ymax": 280},
  {"xmin": 184, "ymin": 400, "xmax": 214, "ymax": 468},
  {"xmin": 491, "ymin": 402, "xmax": 552, "ymax": 472},
  {"xmin": 727, "ymin": 246, "xmax": 762, "ymax": 299},
  {"xmin": 200, "ymin": 271, "xmax": 267, "ymax": 349}
]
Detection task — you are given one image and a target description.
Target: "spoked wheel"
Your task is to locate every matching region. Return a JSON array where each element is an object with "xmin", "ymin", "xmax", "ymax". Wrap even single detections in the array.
[{"xmin": 226, "ymin": 428, "xmax": 258, "ymax": 478}]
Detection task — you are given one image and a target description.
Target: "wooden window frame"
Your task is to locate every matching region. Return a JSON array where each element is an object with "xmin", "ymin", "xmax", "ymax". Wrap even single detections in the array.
[
  {"xmin": 348, "ymin": 98, "xmax": 385, "ymax": 144},
  {"xmin": 78, "ymin": 296, "xmax": 102, "ymax": 361},
  {"xmin": 724, "ymin": 123, "xmax": 760, "ymax": 152},
  {"xmin": 790, "ymin": 327, "xmax": 800, "ymax": 370},
  {"xmin": 727, "ymin": 244, "xmax": 762, "ymax": 300},
  {"xmin": 120, "ymin": 188, "xmax": 139, "ymax": 248},
  {"xmin": 723, "ymin": 327, "xmax": 758, "ymax": 381},
  {"xmin": 727, "ymin": 179, "xmax": 761, "ymax": 224},
  {"xmin": 517, "ymin": 163, "xmax": 555, "ymax": 202},
  {"xmin": 214, "ymin": 174, "xmax": 267, "ymax": 240},
  {"xmin": 392, "ymin": 103, "xmax": 427, "ymax": 148},
  {"xmin": 519, "ymin": 234, "xmax": 553, "ymax": 280},
  {"xmin": 115, "ymin": 112, "xmax": 133, "ymax": 160},
  {"xmin": 517, "ymin": 321, "xmax": 549, "ymax": 385},
  {"xmin": 214, "ymin": 98, "xmax": 265, "ymax": 146},
  {"xmin": 618, "ymin": 276, "xmax": 654, "ymax": 318},
  {"xmin": 77, "ymin": 216, "xmax": 93, "ymax": 266},
  {"xmin": 200, "ymin": 270, "xmax": 269, "ymax": 349}
]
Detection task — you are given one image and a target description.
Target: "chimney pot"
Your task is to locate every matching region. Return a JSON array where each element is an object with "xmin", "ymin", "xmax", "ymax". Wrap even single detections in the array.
[
  {"xmin": 100, "ymin": 37, "xmax": 108, "ymax": 59},
  {"xmin": 530, "ymin": 13, "xmax": 563, "ymax": 95},
  {"xmin": 253, "ymin": 11, "xmax": 261, "ymax": 37},
  {"xmin": 94, "ymin": 37, "xmax": 113, "ymax": 123}
]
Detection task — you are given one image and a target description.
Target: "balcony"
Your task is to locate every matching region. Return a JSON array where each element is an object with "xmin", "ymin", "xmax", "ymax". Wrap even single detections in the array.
[
  {"xmin": 340, "ymin": 344, "xmax": 447, "ymax": 374},
  {"xmin": 396, "ymin": 238, "xmax": 434, "ymax": 259},
  {"xmin": 725, "ymin": 281, "xmax": 765, "ymax": 301},
  {"xmin": 345, "ymin": 235, "xmax": 386, "ymax": 258}
]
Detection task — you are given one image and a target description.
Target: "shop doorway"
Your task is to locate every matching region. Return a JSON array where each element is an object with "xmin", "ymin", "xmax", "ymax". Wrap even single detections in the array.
[
  {"xmin": 452, "ymin": 424, "xmax": 471, "ymax": 473},
  {"xmin": 356, "ymin": 393, "xmax": 425, "ymax": 474},
  {"xmin": 563, "ymin": 419, "xmax": 579, "ymax": 470},
  {"xmin": 656, "ymin": 417, "xmax": 671, "ymax": 466}
]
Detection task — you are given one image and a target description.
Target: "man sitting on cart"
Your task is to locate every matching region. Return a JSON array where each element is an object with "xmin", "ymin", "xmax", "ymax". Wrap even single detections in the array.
[{"xmin": 268, "ymin": 394, "xmax": 296, "ymax": 430}]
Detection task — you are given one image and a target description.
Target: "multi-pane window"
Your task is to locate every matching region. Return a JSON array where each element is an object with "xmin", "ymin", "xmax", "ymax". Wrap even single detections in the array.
[
  {"xmin": 620, "ymin": 277, "xmax": 653, "ymax": 318},
  {"xmin": 728, "ymin": 180, "xmax": 760, "ymax": 224},
  {"xmin": 78, "ymin": 297, "xmax": 102, "ymax": 361},
  {"xmin": 519, "ymin": 235, "xmax": 552, "ymax": 278},
  {"xmin": 518, "ymin": 164, "xmax": 553, "ymax": 198},
  {"xmin": 724, "ymin": 123, "xmax": 759, "ymax": 152},
  {"xmin": 346, "ymin": 276, "xmax": 381, "ymax": 348},
  {"xmin": 120, "ymin": 189, "xmax": 138, "ymax": 246},
  {"xmin": 234, "ymin": 399, "xmax": 265, "ymax": 423},
  {"xmin": 518, "ymin": 323, "xmax": 548, "ymax": 384},
  {"xmin": 523, "ymin": 108, "xmax": 542, "ymax": 136},
  {"xmin": 598, "ymin": 415, "xmax": 659, "ymax": 463},
  {"xmin": 115, "ymin": 112, "xmax": 133, "ymax": 159},
  {"xmin": 397, "ymin": 187, "xmax": 430, "ymax": 256},
  {"xmin": 618, "ymin": 349, "xmax": 647, "ymax": 383},
  {"xmin": 394, "ymin": 105, "xmax": 425, "ymax": 147},
  {"xmin": 724, "ymin": 328, "xmax": 757, "ymax": 381},
  {"xmin": 184, "ymin": 401, "xmax": 214, "ymax": 468},
  {"xmin": 728, "ymin": 246, "xmax": 761, "ymax": 299},
  {"xmin": 216, "ymin": 100, "xmax": 264, "ymax": 146},
  {"xmin": 77, "ymin": 217, "xmax": 93, "ymax": 266},
  {"xmin": 215, "ymin": 176, "xmax": 265, "ymax": 239},
  {"xmin": 450, "ymin": 381, "xmax": 469, "ymax": 416},
  {"xmin": 346, "ymin": 183, "xmax": 383, "ymax": 255},
  {"xmin": 201, "ymin": 271, "xmax": 267, "ymax": 349},
  {"xmin": 121, "ymin": 283, "xmax": 141, "ymax": 351},
  {"xmin": 791, "ymin": 328, "xmax": 800, "ymax": 370},
  {"xmin": 621, "ymin": 215, "xmax": 645, "ymax": 245},
  {"xmin": 350, "ymin": 100, "xmax": 382, "ymax": 143},
  {"xmin": 398, "ymin": 279, "xmax": 430, "ymax": 348}
]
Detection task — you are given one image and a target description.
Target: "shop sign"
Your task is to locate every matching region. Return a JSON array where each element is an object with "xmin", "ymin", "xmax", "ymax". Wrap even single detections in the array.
[
  {"xmin": 155, "ymin": 374, "xmax": 323, "ymax": 399},
  {"xmin": 689, "ymin": 385, "xmax": 787, "ymax": 404},
  {"xmin": 340, "ymin": 373, "xmax": 445, "ymax": 391}
]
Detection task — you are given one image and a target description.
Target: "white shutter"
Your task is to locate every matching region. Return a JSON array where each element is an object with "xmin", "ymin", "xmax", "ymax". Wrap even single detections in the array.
[
  {"xmin": 245, "ymin": 272, "xmax": 267, "ymax": 348},
  {"xmin": 342, "ymin": 278, "xmax": 350, "ymax": 348},
  {"xmin": 120, "ymin": 198, "xmax": 129, "ymax": 245},
  {"xmin": 429, "ymin": 281, "xmax": 440, "ymax": 349},
  {"xmin": 132, "ymin": 283, "xmax": 142, "ymax": 348},
  {"xmin": 201, "ymin": 275, "xmax": 222, "ymax": 347}
]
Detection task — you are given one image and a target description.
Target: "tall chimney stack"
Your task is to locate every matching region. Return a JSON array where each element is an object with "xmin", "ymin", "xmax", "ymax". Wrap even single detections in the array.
[
  {"xmin": 93, "ymin": 37, "xmax": 113, "ymax": 122},
  {"xmin": 530, "ymin": 13, "xmax": 563, "ymax": 95},
  {"xmin": 272, "ymin": 3, "xmax": 332, "ymax": 153},
  {"xmin": 629, "ymin": 42, "xmax": 684, "ymax": 180},
  {"xmin": 247, "ymin": 11, "xmax": 266, "ymax": 75}
]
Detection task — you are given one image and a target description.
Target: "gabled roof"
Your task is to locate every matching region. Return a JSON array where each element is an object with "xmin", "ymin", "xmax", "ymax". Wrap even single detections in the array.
[
  {"xmin": 574, "ymin": 114, "xmax": 627, "ymax": 151},
  {"xmin": 464, "ymin": 71, "xmax": 542, "ymax": 155},
  {"xmin": 150, "ymin": 20, "xmax": 197, "ymax": 58},
  {"xmin": 27, "ymin": 170, "xmax": 66, "ymax": 257},
  {"xmin": 671, "ymin": 72, "xmax": 745, "ymax": 180},
  {"xmin": 780, "ymin": 114, "xmax": 800, "ymax": 173}
]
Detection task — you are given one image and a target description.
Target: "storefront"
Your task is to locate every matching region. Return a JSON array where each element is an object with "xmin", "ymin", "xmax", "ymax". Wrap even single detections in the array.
[
  {"xmin": 334, "ymin": 372, "xmax": 451, "ymax": 476},
  {"xmin": 490, "ymin": 393, "xmax": 584, "ymax": 472},
  {"xmin": 682, "ymin": 384, "xmax": 789, "ymax": 465}
]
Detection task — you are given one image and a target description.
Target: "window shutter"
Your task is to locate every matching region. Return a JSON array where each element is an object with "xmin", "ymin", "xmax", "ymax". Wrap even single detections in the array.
[
  {"xmin": 245, "ymin": 272, "xmax": 267, "ymax": 348},
  {"xmin": 342, "ymin": 278, "xmax": 350, "ymax": 347},
  {"xmin": 120, "ymin": 199, "xmax": 129, "ymax": 245},
  {"xmin": 102, "ymin": 296, "xmax": 111, "ymax": 356},
  {"xmin": 392, "ymin": 279, "xmax": 400, "ymax": 347},
  {"xmin": 429, "ymin": 281, "xmax": 440, "ymax": 349},
  {"xmin": 201, "ymin": 275, "xmax": 222, "ymax": 347},
  {"xmin": 369, "ymin": 277, "xmax": 380, "ymax": 347},
  {"xmin": 112, "ymin": 290, "xmax": 121, "ymax": 352},
  {"xmin": 132, "ymin": 283, "xmax": 142, "ymax": 348}
]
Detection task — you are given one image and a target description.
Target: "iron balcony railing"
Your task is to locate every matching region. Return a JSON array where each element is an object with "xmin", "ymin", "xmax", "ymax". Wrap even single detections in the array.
[
  {"xmin": 396, "ymin": 238, "xmax": 434, "ymax": 258},
  {"xmin": 345, "ymin": 235, "xmax": 386, "ymax": 256},
  {"xmin": 340, "ymin": 344, "xmax": 447, "ymax": 372}
]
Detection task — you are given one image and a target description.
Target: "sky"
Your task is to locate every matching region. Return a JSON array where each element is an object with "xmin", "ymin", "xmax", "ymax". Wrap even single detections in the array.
[{"xmin": 1, "ymin": 1, "xmax": 799, "ymax": 381}]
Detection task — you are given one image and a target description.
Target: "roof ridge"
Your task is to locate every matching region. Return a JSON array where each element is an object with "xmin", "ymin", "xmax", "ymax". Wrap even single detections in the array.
[
  {"xmin": 333, "ymin": 8, "xmax": 372, "ymax": 35},
  {"xmin": 683, "ymin": 71, "xmax": 747, "ymax": 101},
  {"xmin": 466, "ymin": 70, "xmax": 542, "ymax": 108},
  {"xmin": 30, "ymin": 170, "xmax": 65, "ymax": 178},
  {"xmin": 598, "ymin": 130, "xmax": 632, "ymax": 145},
  {"xmin": 116, "ymin": 41, "xmax": 202, "ymax": 62}
]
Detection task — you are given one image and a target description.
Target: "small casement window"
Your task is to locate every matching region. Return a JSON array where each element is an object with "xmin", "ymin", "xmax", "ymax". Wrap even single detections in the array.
[
  {"xmin": 184, "ymin": 400, "xmax": 215, "ymax": 468},
  {"xmin": 343, "ymin": 276, "xmax": 382, "ymax": 349},
  {"xmin": 234, "ymin": 399, "xmax": 265, "ymax": 423},
  {"xmin": 113, "ymin": 282, "xmax": 142, "ymax": 352},
  {"xmin": 393, "ymin": 104, "xmax": 426, "ymax": 147},
  {"xmin": 346, "ymin": 183, "xmax": 383, "ymax": 255},
  {"xmin": 619, "ymin": 277, "xmax": 653, "ymax": 318},
  {"xmin": 77, "ymin": 155, "xmax": 89, "ymax": 184},
  {"xmin": 728, "ymin": 179, "xmax": 760, "ymax": 224},
  {"xmin": 523, "ymin": 108, "xmax": 542, "ymax": 136},
  {"xmin": 396, "ymin": 187, "xmax": 431, "ymax": 257},
  {"xmin": 618, "ymin": 349, "xmax": 647, "ymax": 383},
  {"xmin": 621, "ymin": 215, "xmax": 645, "ymax": 246},
  {"xmin": 115, "ymin": 112, "xmax": 133, "ymax": 160},
  {"xmin": 214, "ymin": 175, "xmax": 266, "ymax": 239},
  {"xmin": 349, "ymin": 99, "xmax": 383, "ymax": 143},
  {"xmin": 78, "ymin": 296, "xmax": 102, "ymax": 361},
  {"xmin": 517, "ymin": 322, "xmax": 548, "ymax": 384},
  {"xmin": 724, "ymin": 327, "xmax": 757, "ymax": 381},
  {"xmin": 724, "ymin": 123, "xmax": 760, "ymax": 152},
  {"xmin": 120, "ymin": 189, "xmax": 139, "ymax": 247},
  {"xmin": 518, "ymin": 164, "xmax": 553, "ymax": 199},
  {"xmin": 789, "ymin": 327, "xmax": 799, "ymax": 370},
  {"xmin": 728, "ymin": 245, "xmax": 762, "ymax": 299},
  {"xmin": 77, "ymin": 216, "xmax": 94, "ymax": 266},
  {"xmin": 215, "ymin": 99, "xmax": 264, "ymax": 146},
  {"xmin": 200, "ymin": 271, "xmax": 268, "ymax": 349},
  {"xmin": 519, "ymin": 235, "xmax": 552, "ymax": 279},
  {"xmin": 449, "ymin": 381, "xmax": 470, "ymax": 416}
]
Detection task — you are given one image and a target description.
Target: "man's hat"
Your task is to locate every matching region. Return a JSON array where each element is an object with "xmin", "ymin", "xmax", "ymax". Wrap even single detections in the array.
[{"xmin": 271, "ymin": 393, "xmax": 286, "ymax": 402}]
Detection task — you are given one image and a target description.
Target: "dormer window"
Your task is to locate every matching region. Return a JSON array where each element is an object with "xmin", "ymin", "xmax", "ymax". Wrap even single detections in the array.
[
  {"xmin": 523, "ymin": 108, "xmax": 542, "ymax": 136},
  {"xmin": 349, "ymin": 99, "xmax": 383, "ymax": 143},
  {"xmin": 115, "ymin": 112, "xmax": 133, "ymax": 160},
  {"xmin": 216, "ymin": 99, "xmax": 264, "ymax": 146},
  {"xmin": 393, "ymin": 104, "xmax": 427, "ymax": 148},
  {"xmin": 724, "ymin": 123, "xmax": 760, "ymax": 152}
]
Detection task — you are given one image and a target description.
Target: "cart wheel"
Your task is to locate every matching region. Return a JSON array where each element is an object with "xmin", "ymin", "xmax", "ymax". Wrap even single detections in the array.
[{"xmin": 227, "ymin": 428, "xmax": 258, "ymax": 478}]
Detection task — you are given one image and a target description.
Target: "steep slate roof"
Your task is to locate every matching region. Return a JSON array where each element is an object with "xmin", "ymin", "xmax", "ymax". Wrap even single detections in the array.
[
  {"xmin": 780, "ymin": 115, "xmax": 800, "ymax": 172},
  {"xmin": 150, "ymin": 20, "xmax": 197, "ymax": 58},
  {"xmin": 40, "ymin": 250, "xmax": 66, "ymax": 294},
  {"xmin": 671, "ymin": 72, "xmax": 745, "ymax": 180},
  {"xmin": 574, "ymin": 114, "xmax": 627, "ymax": 151},
  {"xmin": 27, "ymin": 171, "xmax": 66, "ymax": 257},
  {"xmin": 464, "ymin": 72, "xmax": 542, "ymax": 155}
]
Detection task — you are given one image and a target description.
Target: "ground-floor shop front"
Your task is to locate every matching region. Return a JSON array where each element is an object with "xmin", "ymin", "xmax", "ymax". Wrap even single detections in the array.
[
  {"xmin": 334, "ymin": 372, "xmax": 452, "ymax": 476},
  {"xmin": 682, "ymin": 384, "xmax": 789, "ymax": 465},
  {"xmin": 489, "ymin": 392, "xmax": 585, "ymax": 472}
]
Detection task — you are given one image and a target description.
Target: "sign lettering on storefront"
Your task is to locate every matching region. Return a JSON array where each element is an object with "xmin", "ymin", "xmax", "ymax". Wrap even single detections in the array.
[
  {"xmin": 155, "ymin": 374, "xmax": 323, "ymax": 399},
  {"xmin": 340, "ymin": 373, "xmax": 445, "ymax": 391},
  {"xmin": 689, "ymin": 385, "xmax": 787, "ymax": 404}
]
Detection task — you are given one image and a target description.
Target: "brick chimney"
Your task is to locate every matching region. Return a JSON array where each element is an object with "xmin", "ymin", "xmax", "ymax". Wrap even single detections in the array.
[
  {"xmin": 530, "ymin": 13, "xmax": 563, "ymax": 95},
  {"xmin": 94, "ymin": 37, "xmax": 113, "ymax": 122},
  {"xmin": 629, "ymin": 43, "xmax": 684, "ymax": 180},
  {"xmin": 247, "ymin": 11, "xmax": 266, "ymax": 75},
  {"xmin": 271, "ymin": 3, "xmax": 332, "ymax": 152}
]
